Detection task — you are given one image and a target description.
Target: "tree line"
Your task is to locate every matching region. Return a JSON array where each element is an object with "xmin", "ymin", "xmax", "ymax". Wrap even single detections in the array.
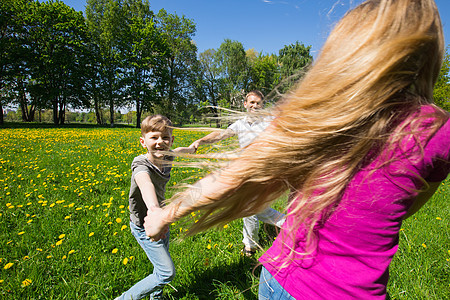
[
  {"xmin": 1, "ymin": 0, "xmax": 314, "ymax": 127},
  {"xmin": 2, "ymin": 0, "xmax": 448, "ymax": 128}
]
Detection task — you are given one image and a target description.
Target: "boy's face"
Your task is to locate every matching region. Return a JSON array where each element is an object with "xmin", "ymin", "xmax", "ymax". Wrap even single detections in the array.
[
  {"xmin": 244, "ymin": 94, "xmax": 264, "ymax": 113},
  {"xmin": 140, "ymin": 129, "xmax": 174, "ymax": 161}
]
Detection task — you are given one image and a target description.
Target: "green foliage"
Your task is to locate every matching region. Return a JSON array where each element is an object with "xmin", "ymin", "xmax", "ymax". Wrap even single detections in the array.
[
  {"xmin": 276, "ymin": 41, "xmax": 313, "ymax": 95},
  {"xmin": 2, "ymin": 0, "xmax": 314, "ymax": 127},
  {"xmin": 153, "ymin": 9, "xmax": 198, "ymax": 127},
  {"xmin": 247, "ymin": 53, "xmax": 280, "ymax": 98},
  {"xmin": 433, "ymin": 46, "xmax": 450, "ymax": 111},
  {"xmin": 215, "ymin": 39, "xmax": 249, "ymax": 110}
]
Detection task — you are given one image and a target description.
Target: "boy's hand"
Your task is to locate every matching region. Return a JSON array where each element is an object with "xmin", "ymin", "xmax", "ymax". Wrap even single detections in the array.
[
  {"xmin": 144, "ymin": 206, "xmax": 169, "ymax": 241},
  {"xmin": 189, "ymin": 140, "xmax": 201, "ymax": 151},
  {"xmin": 187, "ymin": 145, "xmax": 197, "ymax": 154}
]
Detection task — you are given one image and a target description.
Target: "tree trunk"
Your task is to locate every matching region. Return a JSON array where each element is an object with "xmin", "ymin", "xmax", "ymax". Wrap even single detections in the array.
[
  {"xmin": 29, "ymin": 104, "xmax": 36, "ymax": 122},
  {"xmin": 0, "ymin": 101, "xmax": 3, "ymax": 125},
  {"xmin": 18, "ymin": 80, "xmax": 29, "ymax": 122},
  {"xmin": 109, "ymin": 97, "xmax": 114, "ymax": 127},
  {"xmin": 94, "ymin": 95, "xmax": 102, "ymax": 124},
  {"xmin": 59, "ymin": 98, "xmax": 65, "ymax": 125},
  {"xmin": 52, "ymin": 98, "xmax": 59, "ymax": 125},
  {"xmin": 136, "ymin": 99, "xmax": 141, "ymax": 128}
]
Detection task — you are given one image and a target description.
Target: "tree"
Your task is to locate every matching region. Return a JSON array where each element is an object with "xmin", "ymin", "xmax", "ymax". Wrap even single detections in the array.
[
  {"xmin": 86, "ymin": 0, "xmax": 123, "ymax": 126},
  {"xmin": 247, "ymin": 51, "xmax": 280, "ymax": 99},
  {"xmin": 215, "ymin": 39, "xmax": 249, "ymax": 110},
  {"xmin": 0, "ymin": 0, "xmax": 36, "ymax": 123},
  {"xmin": 277, "ymin": 41, "xmax": 312, "ymax": 96},
  {"xmin": 154, "ymin": 9, "xmax": 198, "ymax": 126},
  {"xmin": 28, "ymin": 0, "xmax": 89, "ymax": 124},
  {"xmin": 195, "ymin": 48, "xmax": 222, "ymax": 127},
  {"xmin": 118, "ymin": 0, "xmax": 164, "ymax": 128},
  {"xmin": 434, "ymin": 46, "xmax": 450, "ymax": 111}
]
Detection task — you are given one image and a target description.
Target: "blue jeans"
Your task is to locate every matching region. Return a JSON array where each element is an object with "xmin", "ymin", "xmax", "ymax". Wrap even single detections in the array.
[
  {"xmin": 259, "ymin": 267, "xmax": 295, "ymax": 300},
  {"xmin": 117, "ymin": 221, "xmax": 176, "ymax": 300}
]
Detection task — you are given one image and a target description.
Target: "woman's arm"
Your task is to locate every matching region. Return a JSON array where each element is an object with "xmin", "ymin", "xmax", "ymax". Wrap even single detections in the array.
[{"xmin": 144, "ymin": 174, "xmax": 231, "ymax": 240}]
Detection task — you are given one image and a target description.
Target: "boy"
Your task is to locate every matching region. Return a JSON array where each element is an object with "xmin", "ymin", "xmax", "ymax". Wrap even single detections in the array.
[
  {"xmin": 189, "ymin": 90, "xmax": 285, "ymax": 256},
  {"xmin": 116, "ymin": 115, "xmax": 195, "ymax": 300}
]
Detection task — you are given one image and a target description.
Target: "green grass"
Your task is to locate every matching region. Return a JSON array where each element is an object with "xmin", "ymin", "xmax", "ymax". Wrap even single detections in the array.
[{"xmin": 0, "ymin": 126, "xmax": 448, "ymax": 299}]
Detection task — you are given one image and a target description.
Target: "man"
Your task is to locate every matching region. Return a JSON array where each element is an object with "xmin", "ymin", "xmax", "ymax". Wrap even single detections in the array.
[{"xmin": 190, "ymin": 90, "xmax": 285, "ymax": 256}]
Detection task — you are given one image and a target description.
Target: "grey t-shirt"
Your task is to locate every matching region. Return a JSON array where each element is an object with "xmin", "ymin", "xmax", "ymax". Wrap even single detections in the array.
[{"xmin": 128, "ymin": 154, "xmax": 173, "ymax": 227}]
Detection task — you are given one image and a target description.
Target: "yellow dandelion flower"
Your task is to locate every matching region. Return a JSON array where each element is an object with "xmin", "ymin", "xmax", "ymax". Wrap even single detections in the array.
[
  {"xmin": 422, "ymin": 243, "xmax": 427, "ymax": 248},
  {"xmin": 36, "ymin": 248, "xmax": 42, "ymax": 252},
  {"xmin": 223, "ymin": 224, "xmax": 229, "ymax": 229},
  {"xmin": 123, "ymin": 257, "xmax": 129, "ymax": 265},
  {"xmin": 59, "ymin": 234, "xmax": 66, "ymax": 239},
  {"xmin": 121, "ymin": 225, "xmax": 127, "ymax": 231},
  {"xmin": 21, "ymin": 279, "xmax": 32, "ymax": 287},
  {"xmin": 18, "ymin": 231, "xmax": 25, "ymax": 235},
  {"xmin": 116, "ymin": 218, "xmax": 122, "ymax": 223},
  {"xmin": 23, "ymin": 256, "xmax": 29, "ymax": 260},
  {"xmin": 68, "ymin": 250, "xmax": 75, "ymax": 255},
  {"xmin": 88, "ymin": 256, "xmax": 92, "ymax": 261},
  {"xmin": 207, "ymin": 244, "xmax": 212, "ymax": 250},
  {"xmin": 47, "ymin": 255, "xmax": 52, "ymax": 259},
  {"xmin": 62, "ymin": 255, "xmax": 67, "ymax": 260},
  {"xmin": 0, "ymin": 279, "xmax": 4, "ymax": 283},
  {"xmin": 436, "ymin": 217, "xmax": 442, "ymax": 220},
  {"xmin": 64, "ymin": 215, "xmax": 71, "ymax": 220},
  {"xmin": 56, "ymin": 240, "xmax": 63, "ymax": 246},
  {"xmin": 112, "ymin": 248, "xmax": 118, "ymax": 254},
  {"xmin": 4, "ymin": 262, "xmax": 13, "ymax": 269},
  {"xmin": 89, "ymin": 232, "xmax": 94, "ymax": 237}
]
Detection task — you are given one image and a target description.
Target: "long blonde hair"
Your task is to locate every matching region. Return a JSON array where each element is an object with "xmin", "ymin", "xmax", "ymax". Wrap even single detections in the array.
[{"xmin": 173, "ymin": 0, "xmax": 446, "ymax": 255}]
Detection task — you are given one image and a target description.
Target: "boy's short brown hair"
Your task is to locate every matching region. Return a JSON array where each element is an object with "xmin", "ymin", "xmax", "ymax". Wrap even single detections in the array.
[{"xmin": 140, "ymin": 115, "xmax": 173, "ymax": 136}]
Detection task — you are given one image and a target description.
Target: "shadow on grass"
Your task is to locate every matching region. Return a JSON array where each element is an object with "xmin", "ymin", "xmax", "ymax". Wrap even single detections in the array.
[
  {"xmin": 169, "ymin": 256, "xmax": 261, "ymax": 300},
  {"xmin": 168, "ymin": 224, "xmax": 282, "ymax": 299}
]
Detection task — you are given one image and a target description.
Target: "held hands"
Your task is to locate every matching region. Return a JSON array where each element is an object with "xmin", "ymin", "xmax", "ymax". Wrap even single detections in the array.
[
  {"xmin": 144, "ymin": 206, "xmax": 169, "ymax": 241},
  {"xmin": 189, "ymin": 140, "xmax": 201, "ymax": 152}
]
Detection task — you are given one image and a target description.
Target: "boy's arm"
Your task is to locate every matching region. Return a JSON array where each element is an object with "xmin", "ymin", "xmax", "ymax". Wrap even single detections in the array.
[
  {"xmin": 189, "ymin": 129, "xmax": 235, "ymax": 150},
  {"xmin": 144, "ymin": 173, "xmax": 230, "ymax": 240},
  {"xmin": 134, "ymin": 172, "xmax": 160, "ymax": 209}
]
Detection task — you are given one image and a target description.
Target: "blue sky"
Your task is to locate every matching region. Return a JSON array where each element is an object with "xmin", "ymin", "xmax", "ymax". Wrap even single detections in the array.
[{"xmin": 61, "ymin": 0, "xmax": 450, "ymax": 58}]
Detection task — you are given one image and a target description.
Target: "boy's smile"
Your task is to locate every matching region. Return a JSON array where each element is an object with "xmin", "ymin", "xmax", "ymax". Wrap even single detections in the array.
[{"xmin": 140, "ymin": 130, "xmax": 174, "ymax": 164}]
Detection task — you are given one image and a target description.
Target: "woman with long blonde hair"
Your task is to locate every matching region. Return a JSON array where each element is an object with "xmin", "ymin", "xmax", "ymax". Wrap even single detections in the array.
[{"xmin": 144, "ymin": 0, "xmax": 450, "ymax": 298}]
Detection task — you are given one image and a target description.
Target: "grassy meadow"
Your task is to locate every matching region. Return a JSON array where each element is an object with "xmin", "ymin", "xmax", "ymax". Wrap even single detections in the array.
[{"xmin": 0, "ymin": 125, "xmax": 448, "ymax": 299}]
